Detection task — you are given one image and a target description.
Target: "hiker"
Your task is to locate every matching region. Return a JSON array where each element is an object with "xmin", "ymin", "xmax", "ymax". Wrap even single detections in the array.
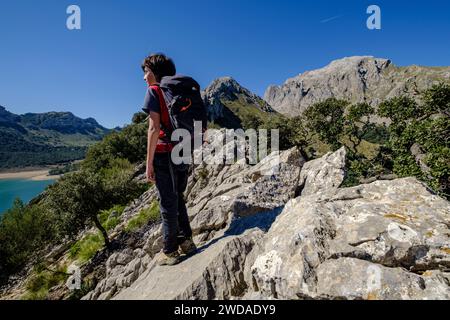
[{"xmin": 141, "ymin": 53, "xmax": 205, "ymax": 266}]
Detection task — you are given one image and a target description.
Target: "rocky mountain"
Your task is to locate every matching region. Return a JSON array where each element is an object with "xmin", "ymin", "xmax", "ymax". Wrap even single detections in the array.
[
  {"xmin": 75, "ymin": 134, "xmax": 448, "ymax": 300},
  {"xmin": 202, "ymin": 77, "xmax": 275, "ymax": 128},
  {"xmin": 0, "ymin": 106, "xmax": 110, "ymax": 169},
  {"xmin": 264, "ymin": 56, "xmax": 450, "ymax": 119}
]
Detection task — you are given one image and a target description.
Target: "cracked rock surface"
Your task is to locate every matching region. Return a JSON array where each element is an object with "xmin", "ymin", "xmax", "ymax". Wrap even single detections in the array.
[{"xmin": 244, "ymin": 177, "xmax": 449, "ymax": 300}]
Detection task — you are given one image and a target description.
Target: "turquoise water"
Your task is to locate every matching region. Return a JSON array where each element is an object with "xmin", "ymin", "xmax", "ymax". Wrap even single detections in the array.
[{"xmin": 0, "ymin": 179, "xmax": 56, "ymax": 215}]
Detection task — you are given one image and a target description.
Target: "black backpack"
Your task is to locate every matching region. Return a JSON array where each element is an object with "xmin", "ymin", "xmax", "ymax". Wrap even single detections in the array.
[{"xmin": 158, "ymin": 75, "xmax": 208, "ymax": 137}]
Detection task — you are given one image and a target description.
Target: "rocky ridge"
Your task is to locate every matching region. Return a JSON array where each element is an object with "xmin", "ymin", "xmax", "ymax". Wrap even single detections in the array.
[
  {"xmin": 264, "ymin": 56, "xmax": 450, "ymax": 120},
  {"xmin": 80, "ymin": 133, "xmax": 449, "ymax": 300}
]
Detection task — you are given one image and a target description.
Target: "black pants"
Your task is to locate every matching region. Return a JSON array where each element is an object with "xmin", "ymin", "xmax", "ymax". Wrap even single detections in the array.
[{"xmin": 153, "ymin": 152, "xmax": 192, "ymax": 254}]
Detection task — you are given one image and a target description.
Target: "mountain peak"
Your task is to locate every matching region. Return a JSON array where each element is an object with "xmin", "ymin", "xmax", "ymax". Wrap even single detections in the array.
[
  {"xmin": 212, "ymin": 76, "xmax": 236, "ymax": 83},
  {"xmin": 264, "ymin": 56, "xmax": 449, "ymax": 117},
  {"xmin": 204, "ymin": 76, "xmax": 271, "ymax": 106},
  {"xmin": 329, "ymin": 55, "xmax": 389, "ymax": 64},
  {"xmin": 294, "ymin": 56, "xmax": 392, "ymax": 82},
  {"xmin": 202, "ymin": 77, "xmax": 274, "ymax": 128},
  {"xmin": 325, "ymin": 55, "xmax": 390, "ymax": 70},
  {"xmin": 204, "ymin": 77, "xmax": 242, "ymax": 95}
]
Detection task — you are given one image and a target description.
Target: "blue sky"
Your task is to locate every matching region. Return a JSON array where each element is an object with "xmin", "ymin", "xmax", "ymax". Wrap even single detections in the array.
[{"xmin": 0, "ymin": 0, "xmax": 449, "ymax": 128}]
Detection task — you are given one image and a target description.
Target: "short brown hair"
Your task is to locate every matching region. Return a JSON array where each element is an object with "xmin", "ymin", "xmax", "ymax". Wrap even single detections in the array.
[{"xmin": 141, "ymin": 53, "xmax": 176, "ymax": 83}]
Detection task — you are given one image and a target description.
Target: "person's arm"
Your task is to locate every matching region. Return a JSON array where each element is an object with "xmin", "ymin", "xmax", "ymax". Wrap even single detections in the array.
[{"xmin": 146, "ymin": 111, "xmax": 160, "ymax": 183}]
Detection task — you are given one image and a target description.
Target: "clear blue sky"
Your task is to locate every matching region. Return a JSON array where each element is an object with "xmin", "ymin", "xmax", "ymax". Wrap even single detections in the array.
[{"xmin": 0, "ymin": 0, "xmax": 449, "ymax": 128}]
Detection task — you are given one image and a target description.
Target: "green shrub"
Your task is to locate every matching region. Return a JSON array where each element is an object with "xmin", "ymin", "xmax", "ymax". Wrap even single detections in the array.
[
  {"xmin": 22, "ymin": 264, "xmax": 68, "ymax": 300},
  {"xmin": 125, "ymin": 201, "xmax": 160, "ymax": 232},
  {"xmin": 99, "ymin": 158, "xmax": 147, "ymax": 206},
  {"xmin": 98, "ymin": 205, "xmax": 126, "ymax": 230},
  {"xmin": 341, "ymin": 150, "xmax": 387, "ymax": 187},
  {"xmin": 69, "ymin": 232, "xmax": 104, "ymax": 263},
  {"xmin": 0, "ymin": 200, "xmax": 56, "ymax": 278},
  {"xmin": 82, "ymin": 122, "xmax": 148, "ymax": 172},
  {"xmin": 43, "ymin": 158, "xmax": 146, "ymax": 249},
  {"xmin": 303, "ymin": 98, "xmax": 348, "ymax": 151},
  {"xmin": 98, "ymin": 204, "xmax": 126, "ymax": 232},
  {"xmin": 361, "ymin": 123, "xmax": 390, "ymax": 144},
  {"xmin": 376, "ymin": 84, "xmax": 450, "ymax": 199}
]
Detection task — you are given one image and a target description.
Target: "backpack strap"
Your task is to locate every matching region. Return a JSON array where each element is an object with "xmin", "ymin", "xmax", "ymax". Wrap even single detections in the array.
[
  {"xmin": 149, "ymin": 85, "xmax": 174, "ymax": 153},
  {"xmin": 150, "ymin": 85, "xmax": 172, "ymax": 132}
]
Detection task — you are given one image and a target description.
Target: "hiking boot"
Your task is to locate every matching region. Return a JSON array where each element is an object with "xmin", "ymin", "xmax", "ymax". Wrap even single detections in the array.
[
  {"xmin": 156, "ymin": 251, "xmax": 181, "ymax": 266},
  {"xmin": 179, "ymin": 237, "xmax": 197, "ymax": 256}
]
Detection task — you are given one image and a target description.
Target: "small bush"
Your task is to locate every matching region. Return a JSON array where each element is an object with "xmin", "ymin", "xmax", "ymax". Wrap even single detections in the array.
[
  {"xmin": 99, "ymin": 204, "xmax": 126, "ymax": 231},
  {"xmin": 69, "ymin": 232, "xmax": 104, "ymax": 263},
  {"xmin": 125, "ymin": 201, "xmax": 160, "ymax": 232},
  {"xmin": 22, "ymin": 264, "xmax": 68, "ymax": 300},
  {"xmin": 361, "ymin": 124, "xmax": 390, "ymax": 144},
  {"xmin": 198, "ymin": 168, "xmax": 209, "ymax": 180}
]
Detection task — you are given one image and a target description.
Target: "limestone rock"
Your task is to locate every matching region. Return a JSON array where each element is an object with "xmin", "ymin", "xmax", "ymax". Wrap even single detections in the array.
[
  {"xmin": 114, "ymin": 228, "xmax": 263, "ymax": 300},
  {"xmin": 186, "ymin": 144, "xmax": 305, "ymax": 240},
  {"xmin": 298, "ymin": 146, "xmax": 347, "ymax": 196},
  {"xmin": 245, "ymin": 177, "xmax": 450, "ymax": 300},
  {"xmin": 316, "ymin": 258, "xmax": 449, "ymax": 300}
]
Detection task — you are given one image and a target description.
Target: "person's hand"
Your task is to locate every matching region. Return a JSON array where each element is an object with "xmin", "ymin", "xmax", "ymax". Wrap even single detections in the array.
[{"xmin": 146, "ymin": 163, "xmax": 155, "ymax": 183}]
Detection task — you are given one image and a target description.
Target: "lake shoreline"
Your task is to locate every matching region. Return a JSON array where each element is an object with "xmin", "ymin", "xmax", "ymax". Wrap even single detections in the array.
[{"xmin": 0, "ymin": 169, "xmax": 60, "ymax": 181}]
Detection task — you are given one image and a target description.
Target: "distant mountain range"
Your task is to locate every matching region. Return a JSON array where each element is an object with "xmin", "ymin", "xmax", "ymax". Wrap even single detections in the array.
[{"xmin": 0, "ymin": 106, "xmax": 111, "ymax": 169}]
